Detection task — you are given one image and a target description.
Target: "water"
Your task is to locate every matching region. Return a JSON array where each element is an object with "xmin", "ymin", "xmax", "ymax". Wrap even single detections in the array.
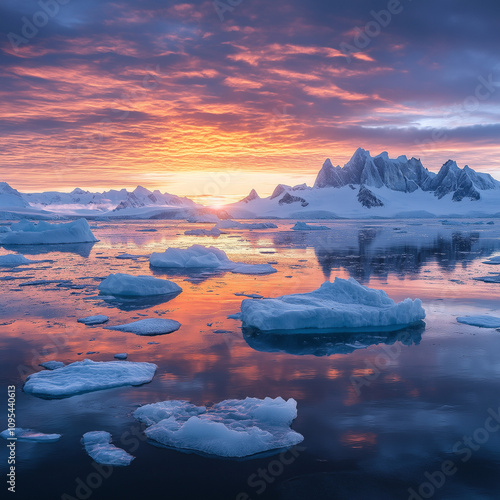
[{"xmin": 1, "ymin": 219, "xmax": 499, "ymax": 500}]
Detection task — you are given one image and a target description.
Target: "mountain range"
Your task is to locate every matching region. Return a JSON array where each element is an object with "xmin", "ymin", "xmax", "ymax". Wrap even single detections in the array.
[{"xmin": 1, "ymin": 149, "xmax": 500, "ymax": 219}]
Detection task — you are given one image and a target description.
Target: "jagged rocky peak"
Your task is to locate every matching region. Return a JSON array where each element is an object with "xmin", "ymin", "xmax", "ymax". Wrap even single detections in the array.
[
  {"xmin": 240, "ymin": 189, "xmax": 260, "ymax": 203},
  {"xmin": 313, "ymin": 149, "xmax": 500, "ymax": 201},
  {"xmin": 358, "ymin": 186, "xmax": 384, "ymax": 208},
  {"xmin": 270, "ymin": 184, "xmax": 291, "ymax": 199},
  {"xmin": 0, "ymin": 181, "xmax": 29, "ymax": 207}
]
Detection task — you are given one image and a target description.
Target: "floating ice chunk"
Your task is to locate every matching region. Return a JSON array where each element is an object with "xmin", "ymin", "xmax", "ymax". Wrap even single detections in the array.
[
  {"xmin": 98, "ymin": 273, "xmax": 182, "ymax": 297},
  {"xmin": 457, "ymin": 316, "xmax": 500, "ymax": 328},
  {"xmin": 81, "ymin": 431, "xmax": 134, "ymax": 466},
  {"xmin": 116, "ymin": 253, "xmax": 149, "ymax": 260},
  {"xmin": 474, "ymin": 274, "xmax": 500, "ymax": 283},
  {"xmin": 0, "ymin": 254, "xmax": 38, "ymax": 267},
  {"xmin": 239, "ymin": 277, "xmax": 425, "ymax": 332},
  {"xmin": 184, "ymin": 227, "xmax": 221, "ymax": 237},
  {"xmin": 215, "ymin": 220, "xmax": 277, "ymax": 230},
  {"xmin": 114, "ymin": 353, "xmax": 128, "ymax": 359},
  {"xmin": 150, "ymin": 245, "xmax": 276, "ymax": 275},
  {"xmin": 134, "ymin": 397, "xmax": 303, "ymax": 458},
  {"xmin": 39, "ymin": 361, "xmax": 65, "ymax": 370},
  {"xmin": 483, "ymin": 256, "xmax": 500, "ymax": 265},
  {"xmin": 23, "ymin": 359, "xmax": 157, "ymax": 398},
  {"xmin": 291, "ymin": 222, "xmax": 329, "ymax": 231},
  {"xmin": 0, "ymin": 219, "xmax": 97, "ymax": 245},
  {"xmin": 77, "ymin": 315, "xmax": 109, "ymax": 325},
  {"xmin": 0, "ymin": 428, "xmax": 61, "ymax": 442},
  {"xmin": 105, "ymin": 318, "xmax": 181, "ymax": 336}
]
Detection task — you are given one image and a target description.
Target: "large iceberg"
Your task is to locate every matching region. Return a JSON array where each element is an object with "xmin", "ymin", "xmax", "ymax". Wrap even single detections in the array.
[
  {"xmin": 23, "ymin": 359, "xmax": 157, "ymax": 398},
  {"xmin": 105, "ymin": 318, "xmax": 181, "ymax": 335},
  {"xmin": 134, "ymin": 397, "xmax": 303, "ymax": 458},
  {"xmin": 239, "ymin": 277, "xmax": 425, "ymax": 332},
  {"xmin": 0, "ymin": 219, "xmax": 97, "ymax": 245},
  {"xmin": 0, "ymin": 428, "xmax": 61, "ymax": 442},
  {"xmin": 98, "ymin": 273, "xmax": 182, "ymax": 297},
  {"xmin": 81, "ymin": 431, "xmax": 134, "ymax": 466},
  {"xmin": 150, "ymin": 245, "xmax": 277, "ymax": 275}
]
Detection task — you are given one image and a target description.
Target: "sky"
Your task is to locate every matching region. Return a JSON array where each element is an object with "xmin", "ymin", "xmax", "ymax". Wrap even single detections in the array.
[{"xmin": 1, "ymin": 0, "xmax": 499, "ymax": 204}]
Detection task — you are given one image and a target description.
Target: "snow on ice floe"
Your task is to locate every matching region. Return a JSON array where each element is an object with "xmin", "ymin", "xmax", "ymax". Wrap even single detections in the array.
[
  {"xmin": 98, "ymin": 273, "xmax": 182, "ymax": 297},
  {"xmin": 483, "ymin": 256, "xmax": 500, "ymax": 265},
  {"xmin": 184, "ymin": 227, "xmax": 221, "ymax": 237},
  {"xmin": 215, "ymin": 220, "xmax": 278, "ymax": 230},
  {"xmin": 39, "ymin": 361, "xmax": 65, "ymax": 370},
  {"xmin": 82, "ymin": 431, "xmax": 134, "ymax": 466},
  {"xmin": 23, "ymin": 359, "xmax": 157, "ymax": 398},
  {"xmin": 77, "ymin": 315, "xmax": 109, "ymax": 325},
  {"xmin": 0, "ymin": 254, "xmax": 40, "ymax": 266},
  {"xmin": 239, "ymin": 277, "xmax": 425, "ymax": 332},
  {"xmin": 134, "ymin": 397, "xmax": 303, "ymax": 458},
  {"xmin": 457, "ymin": 316, "xmax": 500, "ymax": 328},
  {"xmin": 0, "ymin": 428, "xmax": 61, "ymax": 442},
  {"xmin": 105, "ymin": 318, "xmax": 181, "ymax": 336},
  {"xmin": 0, "ymin": 219, "xmax": 97, "ymax": 245},
  {"xmin": 149, "ymin": 245, "xmax": 277, "ymax": 275},
  {"xmin": 291, "ymin": 221, "xmax": 329, "ymax": 231}
]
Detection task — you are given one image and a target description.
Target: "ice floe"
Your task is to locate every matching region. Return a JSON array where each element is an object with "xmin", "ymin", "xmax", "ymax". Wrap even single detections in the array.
[
  {"xmin": 23, "ymin": 359, "xmax": 157, "ymax": 398},
  {"xmin": 483, "ymin": 256, "xmax": 500, "ymax": 265},
  {"xmin": 134, "ymin": 396, "xmax": 303, "ymax": 458},
  {"xmin": 39, "ymin": 361, "xmax": 65, "ymax": 370},
  {"xmin": 114, "ymin": 353, "xmax": 128, "ymax": 359},
  {"xmin": 0, "ymin": 428, "xmax": 61, "ymax": 442},
  {"xmin": 0, "ymin": 219, "xmax": 97, "ymax": 245},
  {"xmin": 81, "ymin": 431, "xmax": 134, "ymax": 466},
  {"xmin": 105, "ymin": 318, "xmax": 181, "ymax": 336},
  {"xmin": 457, "ymin": 315, "xmax": 500, "ymax": 328},
  {"xmin": 239, "ymin": 277, "xmax": 425, "ymax": 332},
  {"xmin": 291, "ymin": 222, "xmax": 329, "ymax": 231},
  {"xmin": 184, "ymin": 227, "xmax": 221, "ymax": 237},
  {"xmin": 98, "ymin": 273, "xmax": 182, "ymax": 297},
  {"xmin": 150, "ymin": 245, "xmax": 277, "ymax": 275},
  {"xmin": 0, "ymin": 254, "xmax": 39, "ymax": 267},
  {"xmin": 77, "ymin": 315, "xmax": 109, "ymax": 325},
  {"xmin": 215, "ymin": 220, "xmax": 278, "ymax": 230},
  {"xmin": 474, "ymin": 274, "xmax": 500, "ymax": 283}
]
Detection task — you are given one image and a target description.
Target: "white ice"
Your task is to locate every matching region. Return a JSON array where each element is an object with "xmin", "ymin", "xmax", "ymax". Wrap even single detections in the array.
[
  {"xmin": 0, "ymin": 254, "xmax": 39, "ymax": 267},
  {"xmin": 23, "ymin": 359, "xmax": 157, "ymax": 398},
  {"xmin": 150, "ymin": 245, "xmax": 277, "ymax": 275},
  {"xmin": 0, "ymin": 428, "xmax": 61, "ymax": 442},
  {"xmin": 81, "ymin": 431, "xmax": 134, "ymax": 466},
  {"xmin": 77, "ymin": 315, "xmax": 109, "ymax": 325},
  {"xmin": 239, "ymin": 277, "xmax": 425, "ymax": 332},
  {"xmin": 292, "ymin": 222, "xmax": 329, "ymax": 231},
  {"xmin": 134, "ymin": 396, "xmax": 303, "ymax": 458},
  {"xmin": 0, "ymin": 219, "xmax": 97, "ymax": 245},
  {"xmin": 39, "ymin": 361, "xmax": 65, "ymax": 370},
  {"xmin": 105, "ymin": 318, "xmax": 181, "ymax": 336},
  {"xmin": 98, "ymin": 273, "xmax": 182, "ymax": 297},
  {"xmin": 184, "ymin": 227, "xmax": 221, "ymax": 237},
  {"xmin": 457, "ymin": 315, "xmax": 500, "ymax": 328}
]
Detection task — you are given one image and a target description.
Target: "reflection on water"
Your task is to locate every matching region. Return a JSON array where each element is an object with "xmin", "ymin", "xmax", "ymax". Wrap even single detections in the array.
[
  {"xmin": 0, "ymin": 219, "xmax": 500, "ymax": 500},
  {"xmin": 1, "ymin": 242, "xmax": 95, "ymax": 257},
  {"xmin": 243, "ymin": 322, "xmax": 424, "ymax": 356},
  {"xmin": 99, "ymin": 290, "xmax": 182, "ymax": 311}
]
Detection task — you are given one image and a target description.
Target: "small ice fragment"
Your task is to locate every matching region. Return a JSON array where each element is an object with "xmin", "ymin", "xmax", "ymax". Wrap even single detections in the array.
[
  {"xmin": 105, "ymin": 318, "xmax": 180, "ymax": 336},
  {"xmin": 0, "ymin": 428, "xmax": 61, "ymax": 442},
  {"xmin": 82, "ymin": 431, "xmax": 134, "ymax": 466},
  {"xmin": 78, "ymin": 315, "xmax": 109, "ymax": 325}
]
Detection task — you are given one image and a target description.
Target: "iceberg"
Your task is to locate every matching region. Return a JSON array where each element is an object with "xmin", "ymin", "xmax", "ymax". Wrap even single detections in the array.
[
  {"xmin": 77, "ymin": 315, "xmax": 109, "ymax": 325},
  {"xmin": 291, "ymin": 222, "xmax": 329, "ymax": 231},
  {"xmin": 105, "ymin": 318, "xmax": 181, "ymax": 336},
  {"xmin": 150, "ymin": 245, "xmax": 277, "ymax": 275},
  {"xmin": 0, "ymin": 428, "xmax": 61, "ymax": 442},
  {"xmin": 23, "ymin": 359, "xmax": 157, "ymax": 399},
  {"xmin": 98, "ymin": 273, "xmax": 182, "ymax": 297},
  {"xmin": 0, "ymin": 219, "xmax": 97, "ymax": 245},
  {"xmin": 81, "ymin": 431, "xmax": 134, "ymax": 466},
  {"xmin": 457, "ymin": 316, "xmax": 500, "ymax": 328},
  {"xmin": 0, "ymin": 254, "xmax": 39, "ymax": 266},
  {"xmin": 134, "ymin": 397, "xmax": 303, "ymax": 458},
  {"xmin": 239, "ymin": 277, "xmax": 425, "ymax": 332}
]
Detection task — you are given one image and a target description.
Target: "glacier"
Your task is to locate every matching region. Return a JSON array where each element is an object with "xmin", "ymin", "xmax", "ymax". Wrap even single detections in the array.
[{"xmin": 239, "ymin": 277, "xmax": 425, "ymax": 332}]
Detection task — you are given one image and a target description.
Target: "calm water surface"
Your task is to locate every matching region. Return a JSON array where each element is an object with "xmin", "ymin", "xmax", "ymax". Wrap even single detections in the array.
[{"xmin": 0, "ymin": 219, "xmax": 499, "ymax": 500}]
